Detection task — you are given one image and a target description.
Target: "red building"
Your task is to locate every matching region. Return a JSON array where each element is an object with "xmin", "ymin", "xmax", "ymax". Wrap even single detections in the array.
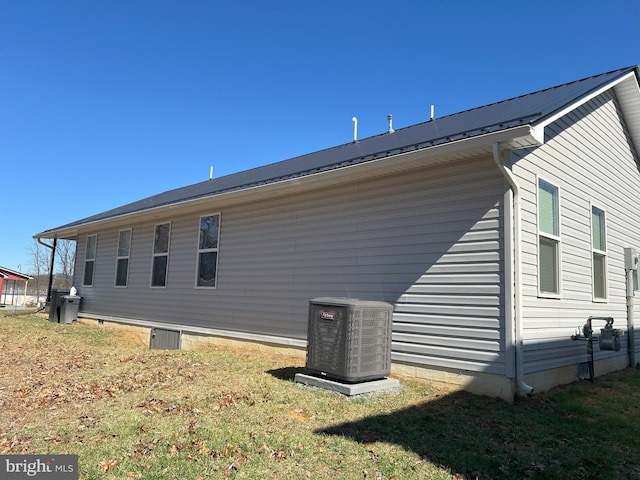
[{"xmin": 0, "ymin": 267, "xmax": 32, "ymax": 307}]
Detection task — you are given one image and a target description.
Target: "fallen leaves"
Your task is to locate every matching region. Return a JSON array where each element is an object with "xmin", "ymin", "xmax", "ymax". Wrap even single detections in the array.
[
  {"xmin": 8, "ymin": 374, "xmax": 143, "ymax": 411},
  {"xmin": 363, "ymin": 469, "xmax": 399, "ymax": 479},
  {"xmin": 0, "ymin": 314, "xmax": 468, "ymax": 479},
  {"xmin": 211, "ymin": 391, "xmax": 256, "ymax": 411},
  {"xmin": 290, "ymin": 408, "xmax": 311, "ymax": 421},
  {"xmin": 136, "ymin": 396, "xmax": 207, "ymax": 416},
  {"xmin": 97, "ymin": 458, "xmax": 120, "ymax": 472},
  {"xmin": 0, "ymin": 435, "xmax": 32, "ymax": 454},
  {"xmin": 2, "ymin": 344, "xmax": 206, "ymax": 413},
  {"xmin": 256, "ymin": 441, "xmax": 304, "ymax": 461}
]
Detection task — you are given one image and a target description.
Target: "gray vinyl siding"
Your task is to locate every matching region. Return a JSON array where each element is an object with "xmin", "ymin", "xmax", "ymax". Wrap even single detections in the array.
[
  {"xmin": 515, "ymin": 89, "xmax": 640, "ymax": 374},
  {"xmin": 74, "ymin": 157, "xmax": 506, "ymax": 374}
]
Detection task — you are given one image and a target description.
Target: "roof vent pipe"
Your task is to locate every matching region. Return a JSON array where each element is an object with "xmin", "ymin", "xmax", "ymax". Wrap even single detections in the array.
[
  {"xmin": 387, "ymin": 114, "xmax": 395, "ymax": 133},
  {"xmin": 209, "ymin": 166, "xmax": 213, "ymax": 182},
  {"xmin": 430, "ymin": 105, "xmax": 435, "ymax": 121},
  {"xmin": 352, "ymin": 117, "xmax": 358, "ymax": 142}
]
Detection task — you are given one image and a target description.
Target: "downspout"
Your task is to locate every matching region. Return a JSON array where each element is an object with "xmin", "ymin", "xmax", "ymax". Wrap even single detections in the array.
[
  {"xmin": 37, "ymin": 237, "xmax": 57, "ymax": 304},
  {"xmin": 492, "ymin": 142, "xmax": 534, "ymax": 395}
]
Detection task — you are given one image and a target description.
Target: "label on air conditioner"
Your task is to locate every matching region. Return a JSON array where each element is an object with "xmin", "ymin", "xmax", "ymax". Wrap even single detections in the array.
[{"xmin": 320, "ymin": 310, "xmax": 336, "ymax": 320}]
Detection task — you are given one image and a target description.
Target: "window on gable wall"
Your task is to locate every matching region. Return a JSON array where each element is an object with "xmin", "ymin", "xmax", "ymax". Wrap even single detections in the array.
[
  {"xmin": 115, "ymin": 229, "xmax": 131, "ymax": 287},
  {"xmin": 591, "ymin": 205, "xmax": 607, "ymax": 301},
  {"xmin": 538, "ymin": 178, "xmax": 561, "ymax": 296},
  {"xmin": 151, "ymin": 223, "xmax": 171, "ymax": 287},
  {"xmin": 196, "ymin": 214, "xmax": 220, "ymax": 288},
  {"xmin": 83, "ymin": 235, "xmax": 97, "ymax": 286}
]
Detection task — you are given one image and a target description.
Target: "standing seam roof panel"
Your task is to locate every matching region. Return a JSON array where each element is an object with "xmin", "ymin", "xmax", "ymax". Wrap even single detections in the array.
[{"xmin": 38, "ymin": 66, "xmax": 638, "ymax": 234}]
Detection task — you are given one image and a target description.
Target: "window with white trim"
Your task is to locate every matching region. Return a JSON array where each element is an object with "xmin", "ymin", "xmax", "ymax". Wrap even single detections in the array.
[
  {"xmin": 538, "ymin": 178, "xmax": 561, "ymax": 296},
  {"xmin": 196, "ymin": 214, "xmax": 220, "ymax": 288},
  {"xmin": 151, "ymin": 222, "xmax": 171, "ymax": 287},
  {"xmin": 115, "ymin": 229, "xmax": 132, "ymax": 287},
  {"xmin": 83, "ymin": 235, "xmax": 97, "ymax": 286},
  {"xmin": 591, "ymin": 205, "xmax": 607, "ymax": 301}
]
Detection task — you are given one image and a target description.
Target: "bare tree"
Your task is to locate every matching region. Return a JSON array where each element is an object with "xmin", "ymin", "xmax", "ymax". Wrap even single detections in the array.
[
  {"xmin": 55, "ymin": 240, "xmax": 76, "ymax": 290},
  {"xmin": 27, "ymin": 239, "xmax": 76, "ymax": 304},
  {"xmin": 28, "ymin": 239, "xmax": 51, "ymax": 305}
]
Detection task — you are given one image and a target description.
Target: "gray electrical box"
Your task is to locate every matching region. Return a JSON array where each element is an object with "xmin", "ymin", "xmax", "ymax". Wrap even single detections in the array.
[
  {"xmin": 624, "ymin": 247, "xmax": 639, "ymax": 292},
  {"xmin": 624, "ymin": 247, "xmax": 638, "ymax": 270}
]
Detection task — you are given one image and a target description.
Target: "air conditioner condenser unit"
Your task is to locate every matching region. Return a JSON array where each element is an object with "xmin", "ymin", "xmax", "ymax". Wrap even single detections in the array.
[{"xmin": 305, "ymin": 297, "xmax": 394, "ymax": 383}]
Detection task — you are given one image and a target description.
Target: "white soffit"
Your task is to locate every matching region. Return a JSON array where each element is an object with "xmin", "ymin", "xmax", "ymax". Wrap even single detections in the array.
[{"xmin": 613, "ymin": 72, "xmax": 640, "ymax": 153}]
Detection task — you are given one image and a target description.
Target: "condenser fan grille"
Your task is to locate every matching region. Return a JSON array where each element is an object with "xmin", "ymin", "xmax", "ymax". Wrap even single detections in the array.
[{"xmin": 306, "ymin": 298, "xmax": 393, "ymax": 382}]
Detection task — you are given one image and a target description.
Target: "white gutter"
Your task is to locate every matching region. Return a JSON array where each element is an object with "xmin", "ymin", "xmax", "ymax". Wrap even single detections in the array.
[{"xmin": 492, "ymin": 142, "xmax": 534, "ymax": 395}]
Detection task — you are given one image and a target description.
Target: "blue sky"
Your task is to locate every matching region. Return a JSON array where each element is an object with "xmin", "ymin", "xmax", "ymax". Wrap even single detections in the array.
[{"xmin": 1, "ymin": 0, "xmax": 639, "ymax": 274}]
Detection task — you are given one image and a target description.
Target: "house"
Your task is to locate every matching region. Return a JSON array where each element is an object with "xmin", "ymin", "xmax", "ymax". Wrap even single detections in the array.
[{"xmin": 34, "ymin": 66, "xmax": 640, "ymax": 399}]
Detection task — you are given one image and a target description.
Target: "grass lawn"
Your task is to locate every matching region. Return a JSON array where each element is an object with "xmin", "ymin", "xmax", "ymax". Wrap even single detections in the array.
[{"xmin": 1, "ymin": 312, "xmax": 639, "ymax": 479}]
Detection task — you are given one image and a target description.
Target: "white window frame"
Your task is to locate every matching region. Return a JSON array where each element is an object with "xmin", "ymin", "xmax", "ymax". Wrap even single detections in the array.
[
  {"xmin": 115, "ymin": 229, "xmax": 132, "ymax": 288},
  {"xmin": 195, "ymin": 213, "xmax": 221, "ymax": 289},
  {"xmin": 151, "ymin": 222, "xmax": 171, "ymax": 288},
  {"xmin": 590, "ymin": 204, "xmax": 608, "ymax": 302},
  {"xmin": 83, "ymin": 234, "xmax": 97, "ymax": 287},
  {"xmin": 537, "ymin": 176, "xmax": 562, "ymax": 298}
]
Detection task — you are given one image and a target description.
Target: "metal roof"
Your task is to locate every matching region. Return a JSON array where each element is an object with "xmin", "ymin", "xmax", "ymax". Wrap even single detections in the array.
[
  {"xmin": 36, "ymin": 66, "xmax": 639, "ymax": 238},
  {"xmin": 0, "ymin": 267, "xmax": 32, "ymax": 281}
]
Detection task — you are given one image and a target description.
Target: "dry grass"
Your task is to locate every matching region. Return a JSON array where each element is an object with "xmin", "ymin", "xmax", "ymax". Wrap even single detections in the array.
[{"xmin": 1, "ymin": 312, "xmax": 639, "ymax": 479}]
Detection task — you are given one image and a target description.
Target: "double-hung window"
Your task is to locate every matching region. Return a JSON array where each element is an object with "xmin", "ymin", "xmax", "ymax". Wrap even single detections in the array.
[
  {"xmin": 591, "ymin": 205, "xmax": 607, "ymax": 301},
  {"xmin": 115, "ymin": 229, "xmax": 132, "ymax": 287},
  {"xmin": 196, "ymin": 214, "xmax": 220, "ymax": 288},
  {"xmin": 151, "ymin": 222, "xmax": 171, "ymax": 287},
  {"xmin": 538, "ymin": 178, "xmax": 561, "ymax": 297},
  {"xmin": 83, "ymin": 235, "xmax": 97, "ymax": 286}
]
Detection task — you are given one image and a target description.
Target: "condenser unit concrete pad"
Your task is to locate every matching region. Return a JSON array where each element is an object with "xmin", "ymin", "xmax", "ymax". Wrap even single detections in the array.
[{"xmin": 294, "ymin": 373, "xmax": 400, "ymax": 396}]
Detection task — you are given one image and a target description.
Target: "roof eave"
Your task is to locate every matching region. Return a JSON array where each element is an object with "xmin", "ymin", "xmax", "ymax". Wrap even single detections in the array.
[
  {"xmin": 612, "ymin": 69, "xmax": 640, "ymax": 153},
  {"xmin": 535, "ymin": 69, "xmax": 640, "ymax": 131},
  {"xmin": 530, "ymin": 68, "xmax": 640, "ymax": 158},
  {"xmin": 0, "ymin": 268, "xmax": 33, "ymax": 281},
  {"xmin": 34, "ymin": 125, "xmax": 542, "ymax": 241}
]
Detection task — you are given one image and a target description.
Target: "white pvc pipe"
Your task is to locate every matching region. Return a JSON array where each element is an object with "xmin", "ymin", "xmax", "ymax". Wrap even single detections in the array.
[
  {"xmin": 492, "ymin": 142, "xmax": 534, "ymax": 395},
  {"xmin": 352, "ymin": 117, "xmax": 358, "ymax": 142},
  {"xmin": 627, "ymin": 270, "xmax": 636, "ymax": 367}
]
